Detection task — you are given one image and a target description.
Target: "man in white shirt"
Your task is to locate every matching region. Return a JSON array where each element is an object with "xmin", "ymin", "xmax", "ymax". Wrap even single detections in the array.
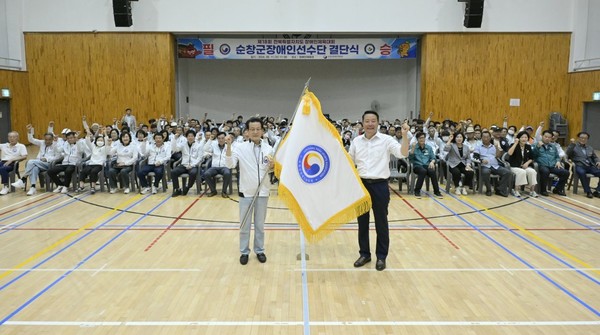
[
  {"xmin": 12, "ymin": 125, "xmax": 61, "ymax": 195},
  {"xmin": 225, "ymin": 117, "xmax": 274, "ymax": 265},
  {"xmin": 47, "ymin": 131, "xmax": 87, "ymax": 194},
  {"xmin": 203, "ymin": 132, "xmax": 232, "ymax": 197},
  {"xmin": 0, "ymin": 131, "xmax": 28, "ymax": 195},
  {"xmin": 138, "ymin": 133, "xmax": 171, "ymax": 194},
  {"xmin": 349, "ymin": 111, "xmax": 409, "ymax": 271},
  {"xmin": 171, "ymin": 130, "xmax": 205, "ymax": 197},
  {"xmin": 121, "ymin": 108, "xmax": 137, "ymax": 132}
]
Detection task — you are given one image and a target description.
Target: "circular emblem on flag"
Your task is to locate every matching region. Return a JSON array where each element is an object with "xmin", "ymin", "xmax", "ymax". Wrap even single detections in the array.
[
  {"xmin": 297, "ymin": 145, "xmax": 330, "ymax": 184},
  {"xmin": 364, "ymin": 43, "xmax": 375, "ymax": 55}
]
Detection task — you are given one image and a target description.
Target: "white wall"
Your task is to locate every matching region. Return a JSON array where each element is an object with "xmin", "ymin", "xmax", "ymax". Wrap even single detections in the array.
[
  {"xmin": 178, "ymin": 59, "xmax": 418, "ymax": 123},
  {"xmin": 21, "ymin": 0, "xmax": 573, "ymax": 33},
  {"xmin": 0, "ymin": 0, "xmax": 25, "ymax": 70},
  {"xmin": 569, "ymin": 0, "xmax": 600, "ymax": 72}
]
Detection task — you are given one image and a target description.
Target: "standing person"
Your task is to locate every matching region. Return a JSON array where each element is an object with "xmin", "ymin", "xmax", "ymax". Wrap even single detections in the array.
[
  {"xmin": 531, "ymin": 130, "xmax": 569, "ymax": 196},
  {"xmin": 567, "ymin": 132, "xmax": 600, "ymax": 198},
  {"xmin": 121, "ymin": 108, "xmax": 137, "ymax": 132},
  {"xmin": 0, "ymin": 132, "xmax": 28, "ymax": 195},
  {"xmin": 225, "ymin": 117, "xmax": 274, "ymax": 265},
  {"xmin": 409, "ymin": 132, "xmax": 444, "ymax": 199},
  {"xmin": 348, "ymin": 111, "xmax": 409, "ymax": 271},
  {"xmin": 12, "ymin": 125, "xmax": 60, "ymax": 195}
]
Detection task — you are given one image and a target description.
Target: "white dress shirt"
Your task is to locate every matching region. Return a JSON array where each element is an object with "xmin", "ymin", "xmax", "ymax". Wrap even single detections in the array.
[
  {"xmin": 349, "ymin": 133, "xmax": 406, "ymax": 179},
  {"xmin": 226, "ymin": 140, "xmax": 274, "ymax": 197}
]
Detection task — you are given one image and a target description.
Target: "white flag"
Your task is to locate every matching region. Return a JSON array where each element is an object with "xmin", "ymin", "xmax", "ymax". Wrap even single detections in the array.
[{"xmin": 274, "ymin": 91, "xmax": 371, "ymax": 241}]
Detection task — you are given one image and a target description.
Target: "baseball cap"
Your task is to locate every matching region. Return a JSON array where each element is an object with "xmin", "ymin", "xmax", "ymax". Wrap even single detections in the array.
[{"xmin": 61, "ymin": 128, "xmax": 71, "ymax": 134}]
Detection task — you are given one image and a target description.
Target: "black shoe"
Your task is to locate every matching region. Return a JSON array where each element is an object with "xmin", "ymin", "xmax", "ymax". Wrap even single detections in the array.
[
  {"xmin": 238, "ymin": 192, "xmax": 244, "ymax": 197},
  {"xmin": 376, "ymin": 259, "xmax": 386, "ymax": 271},
  {"xmin": 552, "ymin": 188, "xmax": 566, "ymax": 196},
  {"xmin": 207, "ymin": 192, "xmax": 217, "ymax": 197},
  {"xmin": 414, "ymin": 191, "xmax": 422, "ymax": 199},
  {"xmin": 593, "ymin": 191, "xmax": 600, "ymax": 198},
  {"xmin": 587, "ymin": 192, "xmax": 594, "ymax": 199},
  {"xmin": 540, "ymin": 191, "xmax": 549, "ymax": 196},
  {"xmin": 495, "ymin": 190, "xmax": 508, "ymax": 197},
  {"xmin": 182, "ymin": 187, "xmax": 189, "ymax": 196},
  {"xmin": 353, "ymin": 256, "xmax": 371, "ymax": 268},
  {"xmin": 257, "ymin": 253, "xmax": 267, "ymax": 263},
  {"xmin": 485, "ymin": 190, "xmax": 492, "ymax": 196},
  {"xmin": 172, "ymin": 189, "xmax": 182, "ymax": 197},
  {"xmin": 240, "ymin": 254, "xmax": 249, "ymax": 265},
  {"xmin": 433, "ymin": 192, "xmax": 443, "ymax": 198},
  {"xmin": 221, "ymin": 192, "xmax": 229, "ymax": 198}
]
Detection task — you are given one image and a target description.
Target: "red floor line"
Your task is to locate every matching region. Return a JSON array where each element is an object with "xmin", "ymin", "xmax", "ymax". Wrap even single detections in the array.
[
  {"xmin": 0, "ymin": 194, "xmax": 55, "ymax": 217},
  {"xmin": 549, "ymin": 195, "xmax": 600, "ymax": 216},
  {"xmin": 143, "ymin": 192, "xmax": 205, "ymax": 251},
  {"xmin": 389, "ymin": 187, "xmax": 460, "ymax": 250}
]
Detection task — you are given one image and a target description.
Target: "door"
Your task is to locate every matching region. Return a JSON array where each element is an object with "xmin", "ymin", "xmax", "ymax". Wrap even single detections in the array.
[
  {"xmin": 0, "ymin": 99, "xmax": 11, "ymax": 139},
  {"xmin": 583, "ymin": 101, "xmax": 600, "ymax": 150}
]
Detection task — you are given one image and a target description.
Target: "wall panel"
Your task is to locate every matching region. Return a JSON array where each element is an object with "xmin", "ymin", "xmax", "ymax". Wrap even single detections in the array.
[
  {"xmin": 567, "ymin": 70, "xmax": 600, "ymax": 137},
  {"xmin": 25, "ymin": 33, "xmax": 175, "ymax": 136},
  {"xmin": 0, "ymin": 69, "xmax": 30, "ymax": 140},
  {"xmin": 421, "ymin": 33, "xmax": 571, "ymax": 131}
]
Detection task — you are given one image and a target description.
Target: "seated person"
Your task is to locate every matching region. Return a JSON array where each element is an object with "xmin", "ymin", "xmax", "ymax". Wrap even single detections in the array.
[
  {"xmin": 567, "ymin": 131, "xmax": 600, "ymax": 198},
  {"xmin": 0, "ymin": 131, "xmax": 28, "ymax": 195},
  {"xmin": 409, "ymin": 132, "xmax": 442, "ymax": 199},
  {"xmin": 531, "ymin": 130, "xmax": 569, "ymax": 196},
  {"xmin": 203, "ymin": 132, "xmax": 231, "ymax": 198},
  {"xmin": 47, "ymin": 131, "xmax": 86, "ymax": 194},
  {"xmin": 473, "ymin": 131, "xmax": 511, "ymax": 197},
  {"xmin": 138, "ymin": 133, "xmax": 171, "ymax": 194},
  {"xmin": 108, "ymin": 132, "xmax": 138, "ymax": 194},
  {"xmin": 507, "ymin": 131, "xmax": 538, "ymax": 197},
  {"xmin": 443, "ymin": 132, "xmax": 474, "ymax": 195},
  {"xmin": 12, "ymin": 125, "xmax": 60, "ymax": 195},
  {"xmin": 170, "ymin": 130, "xmax": 205, "ymax": 197}
]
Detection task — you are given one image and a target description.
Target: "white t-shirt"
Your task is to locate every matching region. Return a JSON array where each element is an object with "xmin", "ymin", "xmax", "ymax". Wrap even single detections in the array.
[{"xmin": 0, "ymin": 143, "xmax": 28, "ymax": 161}]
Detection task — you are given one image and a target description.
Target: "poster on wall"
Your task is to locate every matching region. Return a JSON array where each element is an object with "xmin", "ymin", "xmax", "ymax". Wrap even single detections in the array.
[{"xmin": 177, "ymin": 37, "xmax": 417, "ymax": 60}]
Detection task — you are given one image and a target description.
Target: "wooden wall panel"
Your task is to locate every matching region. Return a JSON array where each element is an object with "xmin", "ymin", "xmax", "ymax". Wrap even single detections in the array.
[
  {"xmin": 24, "ymin": 33, "xmax": 175, "ymax": 137},
  {"xmin": 0, "ymin": 69, "xmax": 30, "ymax": 141},
  {"xmin": 421, "ymin": 33, "xmax": 571, "ymax": 131},
  {"xmin": 567, "ymin": 70, "xmax": 600, "ymax": 138}
]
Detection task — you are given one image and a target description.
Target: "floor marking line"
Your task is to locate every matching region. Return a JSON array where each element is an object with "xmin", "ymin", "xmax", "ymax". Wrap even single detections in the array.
[
  {"xmin": 550, "ymin": 195, "xmax": 600, "ymax": 213},
  {"xmin": 528, "ymin": 197, "xmax": 600, "ymax": 228},
  {"xmin": 0, "ymin": 195, "xmax": 84, "ymax": 234},
  {"xmin": 0, "ymin": 193, "xmax": 54, "ymax": 217}
]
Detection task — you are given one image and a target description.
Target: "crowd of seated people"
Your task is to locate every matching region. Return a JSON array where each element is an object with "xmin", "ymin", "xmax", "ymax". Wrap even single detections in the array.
[{"xmin": 1, "ymin": 108, "xmax": 599, "ymax": 200}]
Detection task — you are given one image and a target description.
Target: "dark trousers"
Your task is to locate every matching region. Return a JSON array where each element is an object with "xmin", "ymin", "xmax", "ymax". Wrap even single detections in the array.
[
  {"xmin": 413, "ymin": 165, "xmax": 440, "ymax": 193},
  {"xmin": 575, "ymin": 165, "xmax": 600, "ymax": 193},
  {"xmin": 357, "ymin": 180, "xmax": 390, "ymax": 260},
  {"xmin": 171, "ymin": 165, "xmax": 198, "ymax": 190},
  {"xmin": 108, "ymin": 166, "xmax": 133, "ymax": 189},
  {"xmin": 481, "ymin": 166, "xmax": 511, "ymax": 195},
  {"xmin": 450, "ymin": 163, "xmax": 474, "ymax": 188},
  {"xmin": 0, "ymin": 161, "xmax": 14, "ymax": 184},
  {"xmin": 138, "ymin": 164, "xmax": 164, "ymax": 188},
  {"xmin": 203, "ymin": 166, "xmax": 231, "ymax": 194},
  {"xmin": 47, "ymin": 164, "xmax": 76, "ymax": 187},
  {"xmin": 538, "ymin": 165, "xmax": 569, "ymax": 192},
  {"xmin": 79, "ymin": 165, "xmax": 103, "ymax": 184}
]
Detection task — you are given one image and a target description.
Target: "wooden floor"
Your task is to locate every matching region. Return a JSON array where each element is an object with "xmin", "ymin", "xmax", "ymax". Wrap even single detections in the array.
[{"xmin": 0, "ymin": 169, "xmax": 599, "ymax": 334}]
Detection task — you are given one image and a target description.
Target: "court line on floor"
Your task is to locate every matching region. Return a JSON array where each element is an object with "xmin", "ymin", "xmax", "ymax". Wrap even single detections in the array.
[
  {"xmin": 144, "ymin": 192, "xmax": 203, "ymax": 251},
  {"xmin": 425, "ymin": 191, "xmax": 600, "ymax": 317},
  {"xmin": 537, "ymin": 196, "xmax": 600, "ymax": 222},
  {"xmin": 550, "ymin": 195, "xmax": 600, "ymax": 213},
  {"xmin": 458, "ymin": 194, "xmax": 600, "ymax": 278},
  {"xmin": 0, "ymin": 195, "xmax": 63, "ymax": 224},
  {"xmin": 525, "ymin": 197, "xmax": 600, "ymax": 231},
  {"xmin": 3, "ymin": 320, "xmax": 600, "ymax": 327},
  {"xmin": 0, "ymin": 192, "xmax": 46, "ymax": 210},
  {"xmin": 0, "ymin": 195, "xmax": 170, "ymax": 325},
  {"xmin": 0, "ymin": 194, "xmax": 146, "ymax": 286},
  {"xmin": 0, "ymin": 194, "xmax": 89, "ymax": 235},
  {"xmin": 390, "ymin": 187, "xmax": 460, "ymax": 250},
  {"xmin": 0, "ymin": 193, "xmax": 54, "ymax": 217}
]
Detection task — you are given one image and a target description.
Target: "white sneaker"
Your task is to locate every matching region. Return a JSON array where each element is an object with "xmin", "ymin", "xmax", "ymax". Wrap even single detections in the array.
[
  {"xmin": 461, "ymin": 187, "xmax": 468, "ymax": 195},
  {"xmin": 530, "ymin": 191, "xmax": 538, "ymax": 198},
  {"xmin": 124, "ymin": 188, "xmax": 130, "ymax": 194},
  {"xmin": 455, "ymin": 187, "xmax": 462, "ymax": 195},
  {"xmin": 11, "ymin": 179, "xmax": 25, "ymax": 189},
  {"xmin": 511, "ymin": 189, "xmax": 521, "ymax": 197},
  {"xmin": 151, "ymin": 186, "xmax": 158, "ymax": 194},
  {"xmin": 26, "ymin": 187, "xmax": 37, "ymax": 196},
  {"xmin": 53, "ymin": 186, "xmax": 63, "ymax": 193},
  {"xmin": 0, "ymin": 186, "xmax": 9, "ymax": 195},
  {"xmin": 110, "ymin": 188, "xmax": 117, "ymax": 194},
  {"xmin": 140, "ymin": 187, "xmax": 150, "ymax": 195},
  {"xmin": 61, "ymin": 186, "xmax": 69, "ymax": 194}
]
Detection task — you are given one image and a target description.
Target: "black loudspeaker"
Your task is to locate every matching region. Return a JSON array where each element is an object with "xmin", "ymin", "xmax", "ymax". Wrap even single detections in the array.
[
  {"xmin": 464, "ymin": 0, "xmax": 484, "ymax": 28},
  {"xmin": 113, "ymin": 0, "xmax": 132, "ymax": 27}
]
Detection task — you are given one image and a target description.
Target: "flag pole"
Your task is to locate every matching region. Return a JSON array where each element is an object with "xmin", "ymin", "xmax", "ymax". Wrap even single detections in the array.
[{"xmin": 239, "ymin": 78, "xmax": 311, "ymax": 231}]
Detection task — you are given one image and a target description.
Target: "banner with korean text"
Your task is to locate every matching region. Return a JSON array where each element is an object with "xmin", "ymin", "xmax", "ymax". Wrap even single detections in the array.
[{"xmin": 177, "ymin": 37, "xmax": 417, "ymax": 60}]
